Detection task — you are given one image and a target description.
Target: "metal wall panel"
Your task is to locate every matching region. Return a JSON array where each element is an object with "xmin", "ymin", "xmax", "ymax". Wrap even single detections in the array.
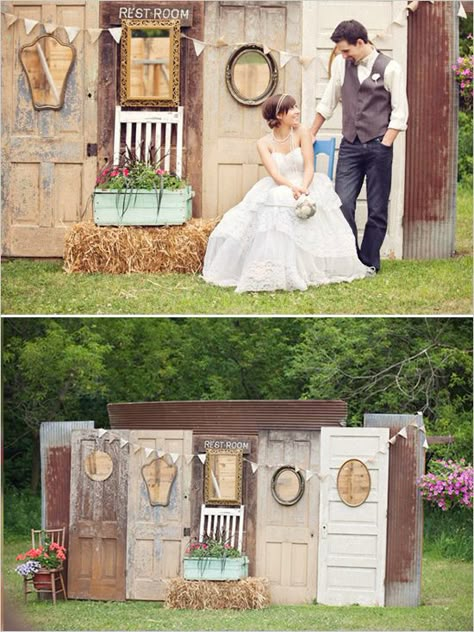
[
  {"xmin": 364, "ymin": 413, "xmax": 425, "ymax": 607},
  {"xmin": 39, "ymin": 420, "xmax": 95, "ymax": 589},
  {"xmin": 108, "ymin": 400, "xmax": 348, "ymax": 433},
  {"xmin": 403, "ymin": 1, "xmax": 458, "ymax": 258}
]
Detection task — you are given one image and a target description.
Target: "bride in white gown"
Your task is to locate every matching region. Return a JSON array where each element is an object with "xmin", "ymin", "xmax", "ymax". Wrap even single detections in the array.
[{"xmin": 202, "ymin": 93, "xmax": 373, "ymax": 293}]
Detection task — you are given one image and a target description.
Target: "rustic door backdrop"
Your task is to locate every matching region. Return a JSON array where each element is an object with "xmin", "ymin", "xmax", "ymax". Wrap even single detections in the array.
[
  {"xmin": 1, "ymin": 0, "xmax": 98, "ymax": 256},
  {"xmin": 126, "ymin": 430, "xmax": 192, "ymax": 600},
  {"xmin": 68, "ymin": 429, "xmax": 129, "ymax": 600},
  {"xmin": 202, "ymin": 0, "xmax": 301, "ymax": 218},
  {"xmin": 256, "ymin": 430, "xmax": 319, "ymax": 605},
  {"xmin": 317, "ymin": 427, "xmax": 389, "ymax": 606}
]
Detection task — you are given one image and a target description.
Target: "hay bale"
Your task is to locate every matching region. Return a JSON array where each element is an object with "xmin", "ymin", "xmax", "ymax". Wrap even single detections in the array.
[
  {"xmin": 165, "ymin": 577, "xmax": 270, "ymax": 610},
  {"xmin": 63, "ymin": 218, "xmax": 220, "ymax": 274}
]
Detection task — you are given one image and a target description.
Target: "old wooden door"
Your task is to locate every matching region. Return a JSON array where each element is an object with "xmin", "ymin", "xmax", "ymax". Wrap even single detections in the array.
[
  {"xmin": 1, "ymin": 1, "xmax": 98, "ymax": 256},
  {"xmin": 126, "ymin": 430, "xmax": 192, "ymax": 600},
  {"xmin": 202, "ymin": 1, "xmax": 301, "ymax": 218},
  {"xmin": 317, "ymin": 427, "xmax": 389, "ymax": 606},
  {"xmin": 256, "ymin": 430, "xmax": 319, "ymax": 605},
  {"xmin": 68, "ymin": 429, "xmax": 129, "ymax": 601}
]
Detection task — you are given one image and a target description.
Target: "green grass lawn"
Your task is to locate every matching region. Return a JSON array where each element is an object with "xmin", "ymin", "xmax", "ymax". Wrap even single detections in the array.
[
  {"xmin": 2, "ymin": 537, "xmax": 472, "ymax": 631},
  {"xmin": 2, "ymin": 186, "xmax": 472, "ymax": 316}
]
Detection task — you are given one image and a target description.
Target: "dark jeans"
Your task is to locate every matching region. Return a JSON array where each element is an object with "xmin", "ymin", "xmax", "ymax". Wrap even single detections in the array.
[{"xmin": 335, "ymin": 136, "xmax": 393, "ymax": 271}]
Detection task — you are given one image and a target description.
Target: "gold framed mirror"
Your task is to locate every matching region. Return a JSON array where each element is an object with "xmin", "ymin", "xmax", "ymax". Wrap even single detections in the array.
[
  {"xmin": 19, "ymin": 34, "xmax": 75, "ymax": 110},
  {"xmin": 225, "ymin": 44, "xmax": 278, "ymax": 106},
  {"xmin": 204, "ymin": 449, "xmax": 243, "ymax": 506},
  {"xmin": 120, "ymin": 19, "xmax": 180, "ymax": 107}
]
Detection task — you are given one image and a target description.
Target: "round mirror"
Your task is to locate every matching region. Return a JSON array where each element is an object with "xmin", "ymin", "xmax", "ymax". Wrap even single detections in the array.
[
  {"xmin": 271, "ymin": 466, "xmax": 305, "ymax": 506},
  {"xmin": 84, "ymin": 450, "xmax": 113, "ymax": 482},
  {"xmin": 225, "ymin": 44, "xmax": 278, "ymax": 106},
  {"xmin": 337, "ymin": 459, "xmax": 371, "ymax": 507}
]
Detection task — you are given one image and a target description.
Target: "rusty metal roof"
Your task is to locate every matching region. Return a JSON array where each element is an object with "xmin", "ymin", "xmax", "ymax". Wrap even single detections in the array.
[{"xmin": 107, "ymin": 399, "xmax": 347, "ymax": 434}]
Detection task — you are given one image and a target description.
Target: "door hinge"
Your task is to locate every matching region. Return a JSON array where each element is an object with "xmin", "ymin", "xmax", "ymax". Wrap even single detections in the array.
[{"xmin": 87, "ymin": 143, "xmax": 98, "ymax": 157}]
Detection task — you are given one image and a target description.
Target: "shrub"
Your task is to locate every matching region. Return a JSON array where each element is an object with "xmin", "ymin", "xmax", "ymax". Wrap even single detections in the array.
[
  {"xmin": 418, "ymin": 459, "xmax": 473, "ymax": 511},
  {"xmin": 458, "ymin": 110, "xmax": 473, "ymax": 184},
  {"xmin": 4, "ymin": 490, "xmax": 41, "ymax": 541}
]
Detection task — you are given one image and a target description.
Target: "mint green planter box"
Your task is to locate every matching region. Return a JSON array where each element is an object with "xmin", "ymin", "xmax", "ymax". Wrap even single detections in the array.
[
  {"xmin": 183, "ymin": 556, "xmax": 249, "ymax": 581},
  {"xmin": 93, "ymin": 186, "xmax": 193, "ymax": 226}
]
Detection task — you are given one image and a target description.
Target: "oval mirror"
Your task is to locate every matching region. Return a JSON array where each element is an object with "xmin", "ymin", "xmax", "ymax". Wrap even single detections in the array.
[
  {"xmin": 84, "ymin": 450, "xmax": 114, "ymax": 482},
  {"xmin": 337, "ymin": 459, "xmax": 371, "ymax": 507},
  {"xmin": 271, "ymin": 466, "xmax": 305, "ymax": 506},
  {"xmin": 20, "ymin": 35, "xmax": 75, "ymax": 110},
  {"xmin": 225, "ymin": 44, "xmax": 278, "ymax": 105}
]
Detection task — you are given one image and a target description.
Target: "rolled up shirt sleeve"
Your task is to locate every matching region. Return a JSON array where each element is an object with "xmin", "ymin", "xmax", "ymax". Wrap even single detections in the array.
[
  {"xmin": 384, "ymin": 60, "xmax": 409, "ymax": 131},
  {"xmin": 315, "ymin": 54, "xmax": 344, "ymax": 121}
]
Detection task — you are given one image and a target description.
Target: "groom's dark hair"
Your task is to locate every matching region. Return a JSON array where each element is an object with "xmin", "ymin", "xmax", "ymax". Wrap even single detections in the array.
[{"xmin": 331, "ymin": 20, "xmax": 369, "ymax": 45}]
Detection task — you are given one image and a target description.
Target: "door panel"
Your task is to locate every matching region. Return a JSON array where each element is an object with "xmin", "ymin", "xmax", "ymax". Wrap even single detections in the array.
[
  {"xmin": 1, "ymin": 1, "xmax": 98, "ymax": 256},
  {"xmin": 317, "ymin": 427, "xmax": 389, "ymax": 606},
  {"xmin": 126, "ymin": 430, "xmax": 192, "ymax": 600},
  {"xmin": 68, "ymin": 429, "xmax": 129, "ymax": 600},
  {"xmin": 256, "ymin": 431, "xmax": 319, "ymax": 605}
]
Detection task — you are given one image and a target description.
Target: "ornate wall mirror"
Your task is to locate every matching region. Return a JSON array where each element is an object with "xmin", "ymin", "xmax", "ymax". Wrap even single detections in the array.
[
  {"xmin": 337, "ymin": 459, "xmax": 371, "ymax": 507},
  {"xmin": 205, "ymin": 449, "xmax": 243, "ymax": 505},
  {"xmin": 120, "ymin": 19, "xmax": 180, "ymax": 107},
  {"xmin": 84, "ymin": 450, "xmax": 113, "ymax": 482},
  {"xmin": 225, "ymin": 44, "xmax": 278, "ymax": 106},
  {"xmin": 271, "ymin": 466, "xmax": 305, "ymax": 506},
  {"xmin": 20, "ymin": 34, "xmax": 75, "ymax": 110}
]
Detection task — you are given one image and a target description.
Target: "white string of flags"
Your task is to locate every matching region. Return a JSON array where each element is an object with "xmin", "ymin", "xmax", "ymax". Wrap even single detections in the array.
[
  {"xmin": 93, "ymin": 416, "xmax": 429, "ymax": 482},
  {"xmin": 3, "ymin": 2, "xmax": 465, "ymax": 69}
]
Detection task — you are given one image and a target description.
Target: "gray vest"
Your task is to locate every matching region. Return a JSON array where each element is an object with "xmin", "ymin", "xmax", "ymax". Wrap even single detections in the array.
[{"xmin": 341, "ymin": 52, "xmax": 392, "ymax": 143}]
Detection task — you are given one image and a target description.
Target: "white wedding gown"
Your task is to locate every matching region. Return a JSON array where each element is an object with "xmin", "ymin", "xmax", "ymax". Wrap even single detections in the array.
[{"xmin": 202, "ymin": 146, "xmax": 372, "ymax": 293}]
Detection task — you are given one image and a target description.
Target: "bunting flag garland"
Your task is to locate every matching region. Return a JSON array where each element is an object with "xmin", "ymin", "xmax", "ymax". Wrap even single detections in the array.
[
  {"xmin": 197, "ymin": 453, "xmax": 206, "ymax": 464},
  {"xmin": 458, "ymin": 3, "xmax": 467, "ymax": 19},
  {"xmin": 263, "ymin": 44, "xmax": 271, "ymax": 55},
  {"xmin": 398, "ymin": 426, "xmax": 408, "ymax": 439},
  {"xmin": 192, "ymin": 38, "xmax": 206, "ymax": 57},
  {"xmin": 44, "ymin": 22, "xmax": 57, "ymax": 34},
  {"xmin": 133, "ymin": 443, "xmax": 141, "ymax": 454},
  {"xmin": 65, "ymin": 26, "xmax": 81, "ymax": 43},
  {"xmin": 144, "ymin": 447, "xmax": 155, "ymax": 459},
  {"xmin": 305, "ymin": 470, "xmax": 315, "ymax": 482},
  {"xmin": 423, "ymin": 438, "xmax": 429, "ymax": 450},
  {"xmin": 120, "ymin": 438, "xmax": 128, "ymax": 449},
  {"xmin": 23, "ymin": 18, "xmax": 38, "ymax": 35},
  {"xmin": 3, "ymin": 12, "xmax": 18, "ymax": 28},
  {"xmin": 169, "ymin": 452, "xmax": 180, "ymax": 464},
  {"xmin": 407, "ymin": 0, "xmax": 420, "ymax": 13},
  {"xmin": 98, "ymin": 428, "xmax": 108, "ymax": 439},
  {"xmin": 108, "ymin": 27, "xmax": 122, "ymax": 44},
  {"xmin": 279, "ymin": 51, "xmax": 293, "ymax": 69},
  {"xmin": 88, "ymin": 28, "xmax": 102, "ymax": 44},
  {"xmin": 185, "ymin": 454, "xmax": 195, "ymax": 464},
  {"xmin": 388, "ymin": 435, "xmax": 398, "ymax": 445}
]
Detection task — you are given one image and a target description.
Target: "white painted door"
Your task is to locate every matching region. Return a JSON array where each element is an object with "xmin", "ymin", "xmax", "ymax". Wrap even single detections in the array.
[
  {"xmin": 256, "ymin": 430, "xmax": 319, "ymax": 605},
  {"xmin": 126, "ymin": 430, "xmax": 192, "ymax": 600},
  {"xmin": 317, "ymin": 427, "xmax": 389, "ymax": 606},
  {"xmin": 1, "ymin": 1, "xmax": 98, "ymax": 256}
]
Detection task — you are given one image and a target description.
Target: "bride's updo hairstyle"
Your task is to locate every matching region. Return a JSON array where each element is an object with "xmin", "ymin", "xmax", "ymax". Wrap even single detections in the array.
[{"xmin": 262, "ymin": 93, "xmax": 296, "ymax": 129}]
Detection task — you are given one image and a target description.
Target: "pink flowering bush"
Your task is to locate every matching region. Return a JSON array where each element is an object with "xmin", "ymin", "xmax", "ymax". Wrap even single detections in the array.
[
  {"xmin": 418, "ymin": 459, "xmax": 473, "ymax": 511},
  {"xmin": 452, "ymin": 35, "xmax": 473, "ymax": 110}
]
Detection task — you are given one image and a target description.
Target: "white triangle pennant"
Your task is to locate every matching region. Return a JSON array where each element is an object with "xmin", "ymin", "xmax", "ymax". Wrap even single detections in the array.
[
  {"xmin": 169, "ymin": 452, "xmax": 180, "ymax": 464},
  {"xmin": 393, "ymin": 9, "xmax": 407, "ymax": 26},
  {"xmin": 88, "ymin": 28, "xmax": 103, "ymax": 43},
  {"xmin": 156, "ymin": 449, "xmax": 165, "ymax": 458},
  {"xmin": 318, "ymin": 472, "xmax": 328, "ymax": 481},
  {"xmin": 263, "ymin": 43, "xmax": 271, "ymax": 55},
  {"xmin": 109, "ymin": 27, "xmax": 122, "ymax": 44},
  {"xmin": 305, "ymin": 469, "xmax": 315, "ymax": 482},
  {"xmin": 398, "ymin": 427, "xmax": 408, "ymax": 439},
  {"xmin": 279, "ymin": 51, "xmax": 293, "ymax": 68},
  {"xmin": 44, "ymin": 22, "xmax": 57, "ymax": 34},
  {"xmin": 185, "ymin": 453, "xmax": 194, "ymax": 464},
  {"xmin": 120, "ymin": 438, "xmax": 128, "ymax": 449},
  {"xmin": 388, "ymin": 436, "xmax": 398, "ymax": 445},
  {"xmin": 250, "ymin": 461, "xmax": 259, "ymax": 474},
  {"xmin": 133, "ymin": 444, "xmax": 141, "ymax": 454},
  {"xmin": 192, "ymin": 38, "xmax": 206, "ymax": 57},
  {"xmin": 378, "ymin": 447, "xmax": 387, "ymax": 455},
  {"xmin": 24, "ymin": 18, "xmax": 39, "ymax": 35},
  {"xmin": 407, "ymin": 0, "xmax": 420, "ymax": 13},
  {"xmin": 299, "ymin": 55, "xmax": 314, "ymax": 69},
  {"xmin": 98, "ymin": 428, "xmax": 108, "ymax": 438},
  {"xmin": 423, "ymin": 438, "xmax": 429, "ymax": 450},
  {"xmin": 3, "ymin": 13, "xmax": 18, "ymax": 29},
  {"xmin": 366, "ymin": 456, "xmax": 376, "ymax": 464},
  {"xmin": 197, "ymin": 453, "xmax": 206, "ymax": 464},
  {"xmin": 215, "ymin": 36, "xmax": 227, "ymax": 48},
  {"xmin": 418, "ymin": 425, "xmax": 426, "ymax": 434},
  {"xmin": 458, "ymin": 3, "xmax": 467, "ymax": 18},
  {"xmin": 144, "ymin": 447, "xmax": 154, "ymax": 459},
  {"xmin": 65, "ymin": 26, "xmax": 81, "ymax": 43}
]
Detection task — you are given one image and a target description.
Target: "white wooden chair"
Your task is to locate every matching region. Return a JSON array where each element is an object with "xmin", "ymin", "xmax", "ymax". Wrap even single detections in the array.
[
  {"xmin": 199, "ymin": 504, "xmax": 245, "ymax": 552},
  {"xmin": 113, "ymin": 106, "xmax": 184, "ymax": 177}
]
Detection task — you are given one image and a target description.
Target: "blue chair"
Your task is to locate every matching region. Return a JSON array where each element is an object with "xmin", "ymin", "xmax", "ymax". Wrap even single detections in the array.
[{"xmin": 313, "ymin": 137, "xmax": 336, "ymax": 180}]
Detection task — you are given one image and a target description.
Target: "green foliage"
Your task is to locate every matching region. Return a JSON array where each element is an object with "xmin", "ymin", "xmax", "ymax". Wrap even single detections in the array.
[
  {"xmin": 424, "ymin": 504, "xmax": 473, "ymax": 561},
  {"xmin": 3, "ymin": 491, "xmax": 41, "ymax": 541},
  {"xmin": 458, "ymin": 111, "xmax": 473, "ymax": 184},
  {"xmin": 185, "ymin": 537, "xmax": 241, "ymax": 559}
]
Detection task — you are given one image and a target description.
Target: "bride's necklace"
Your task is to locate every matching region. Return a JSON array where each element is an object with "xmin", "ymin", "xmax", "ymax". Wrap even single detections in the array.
[{"xmin": 271, "ymin": 129, "xmax": 291, "ymax": 144}]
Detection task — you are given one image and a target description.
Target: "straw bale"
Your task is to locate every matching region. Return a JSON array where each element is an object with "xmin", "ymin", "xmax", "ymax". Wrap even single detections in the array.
[
  {"xmin": 165, "ymin": 577, "xmax": 270, "ymax": 610},
  {"xmin": 63, "ymin": 218, "xmax": 220, "ymax": 274}
]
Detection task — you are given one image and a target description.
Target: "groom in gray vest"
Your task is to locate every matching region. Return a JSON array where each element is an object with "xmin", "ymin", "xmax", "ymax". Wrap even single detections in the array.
[{"xmin": 310, "ymin": 19, "xmax": 408, "ymax": 271}]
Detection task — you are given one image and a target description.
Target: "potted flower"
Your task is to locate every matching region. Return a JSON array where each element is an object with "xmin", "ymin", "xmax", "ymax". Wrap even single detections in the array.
[
  {"xmin": 16, "ymin": 538, "xmax": 67, "ymax": 589},
  {"xmin": 93, "ymin": 153, "xmax": 194, "ymax": 226},
  {"xmin": 183, "ymin": 535, "xmax": 249, "ymax": 581}
]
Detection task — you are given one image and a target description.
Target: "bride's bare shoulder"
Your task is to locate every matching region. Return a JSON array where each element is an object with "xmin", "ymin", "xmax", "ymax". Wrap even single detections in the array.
[
  {"xmin": 257, "ymin": 134, "xmax": 273, "ymax": 153},
  {"xmin": 294, "ymin": 125, "xmax": 311, "ymax": 139}
]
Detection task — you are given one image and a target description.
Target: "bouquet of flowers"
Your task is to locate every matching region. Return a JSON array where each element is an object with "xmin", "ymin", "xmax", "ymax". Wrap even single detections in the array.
[
  {"xmin": 295, "ymin": 194, "xmax": 317, "ymax": 219},
  {"xmin": 15, "ymin": 538, "xmax": 67, "ymax": 576}
]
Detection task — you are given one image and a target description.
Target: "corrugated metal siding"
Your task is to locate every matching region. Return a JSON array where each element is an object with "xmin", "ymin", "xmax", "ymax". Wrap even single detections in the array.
[
  {"xmin": 40, "ymin": 420, "xmax": 95, "ymax": 590},
  {"xmin": 107, "ymin": 400, "xmax": 348, "ymax": 433},
  {"xmin": 364, "ymin": 413, "xmax": 425, "ymax": 607},
  {"xmin": 403, "ymin": 1, "xmax": 458, "ymax": 258}
]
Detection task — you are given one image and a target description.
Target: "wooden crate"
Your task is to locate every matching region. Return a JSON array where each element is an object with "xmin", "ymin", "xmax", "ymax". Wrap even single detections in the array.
[
  {"xmin": 183, "ymin": 556, "xmax": 249, "ymax": 581},
  {"xmin": 93, "ymin": 186, "xmax": 193, "ymax": 226}
]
